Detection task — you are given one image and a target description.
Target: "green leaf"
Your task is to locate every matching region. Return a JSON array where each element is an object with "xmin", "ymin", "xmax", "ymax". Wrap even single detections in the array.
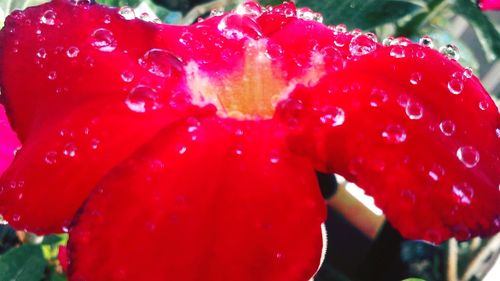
[
  {"xmin": 451, "ymin": 0, "xmax": 500, "ymax": 61},
  {"xmin": 0, "ymin": 245, "xmax": 47, "ymax": 281},
  {"xmin": 295, "ymin": 0, "xmax": 428, "ymax": 29},
  {"xmin": 402, "ymin": 279, "xmax": 426, "ymax": 281},
  {"xmin": 96, "ymin": 0, "xmax": 141, "ymax": 6}
]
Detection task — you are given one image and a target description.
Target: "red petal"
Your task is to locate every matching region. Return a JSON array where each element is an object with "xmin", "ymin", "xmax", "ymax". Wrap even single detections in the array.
[
  {"xmin": 277, "ymin": 41, "xmax": 500, "ymax": 243},
  {"xmin": 0, "ymin": 105, "xmax": 19, "ymax": 175},
  {"xmin": 0, "ymin": 0, "xmax": 205, "ymax": 233},
  {"xmin": 69, "ymin": 118, "xmax": 325, "ymax": 281}
]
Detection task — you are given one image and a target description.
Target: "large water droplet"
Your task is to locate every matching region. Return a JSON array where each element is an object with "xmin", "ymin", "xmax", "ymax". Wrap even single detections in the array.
[
  {"xmin": 457, "ymin": 146, "xmax": 480, "ymax": 168},
  {"xmin": 217, "ymin": 14, "xmax": 262, "ymax": 40},
  {"xmin": 40, "ymin": 9, "xmax": 56, "ymax": 25},
  {"xmin": 405, "ymin": 101, "xmax": 423, "ymax": 120},
  {"xmin": 382, "ymin": 124, "xmax": 407, "ymax": 144},
  {"xmin": 452, "ymin": 182, "xmax": 474, "ymax": 205},
  {"xmin": 439, "ymin": 120, "xmax": 455, "ymax": 136},
  {"xmin": 349, "ymin": 34, "xmax": 377, "ymax": 56},
  {"xmin": 439, "ymin": 44, "xmax": 460, "ymax": 60},
  {"xmin": 448, "ymin": 78, "xmax": 464, "ymax": 95},
  {"xmin": 139, "ymin": 49, "xmax": 183, "ymax": 78},
  {"xmin": 235, "ymin": 1, "xmax": 262, "ymax": 17},
  {"xmin": 90, "ymin": 28, "xmax": 117, "ymax": 52},
  {"xmin": 319, "ymin": 106, "xmax": 345, "ymax": 127},
  {"xmin": 389, "ymin": 45, "xmax": 405, "ymax": 58},
  {"xmin": 125, "ymin": 85, "xmax": 161, "ymax": 113},
  {"xmin": 118, "ymin": 6, "xmax": 135, "ymax": 20}
]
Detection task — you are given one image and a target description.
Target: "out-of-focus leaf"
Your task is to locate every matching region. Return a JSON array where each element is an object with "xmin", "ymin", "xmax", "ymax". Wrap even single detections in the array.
[
  {"xmin": 0, "ymin": 0, "xmax": 49, "ymax": 28},
  {"xmin": 0, "ymin": 245, "xmax": 47, "ymax": 281},
  {"xmin": 452, "ymin": 0, "xmax": 500, "ymax": 61},
  {"xmin": 96, "ymin": 0, "xmax": 142, "ymax": 6},
  {"xmin": 402, "ymin": 278, "xmax": 426, "ymax": 281},
  {"xmin": 295, "ymin": 0, "xmax": 428, "ymax": 29}
]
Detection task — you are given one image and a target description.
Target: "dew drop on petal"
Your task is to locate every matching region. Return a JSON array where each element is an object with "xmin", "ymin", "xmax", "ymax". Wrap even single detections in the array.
[
  {"xmin": 217, "ymin": 14, "xmax": 262, "ymax": 40},
  {"xmin": 405, "ymin": 101, "xmax": 423, "ymax": 120},
  {"xmin": 48, "ymin": 71, "xmax": 57, "ymax": 80},
  {"xmin": 37, "ymin": 48, "xmax": 47, "ymax": 59},
  {"xmin": 439, "ymin": 44, "xmax": 460, "ymax": 60},
  {"xmin": 457, "ymin": 146, "xmax": 480, "ymax": 168},
  {"xmin": 70, "ymin": 0, "xmax": 95, "ymax": 5},
  {"xmin": 389, "ymin": 45, "xmax": 405, "ymax": 58},
  {"xmin": 349, "ymin": 34, "xmax": 377, "ymax": 56},
  {"xmin": 210, "ymin": 8, "xmax": 224, "ymax": 17},
  {"xmin": 40, "ymin": 9, "xmax": 56, "ymax": 25},
  {"xmin": 90, "ymin": 28, "xmax": 117, "ymax": 52},
  {"xmin": 382, "ymin": 124, "xmax": 407, "ymax": 144},
  {"xmin": 496, "ymin": 128, "xmax": 500, "ymax": 138},
  {"xmin": 478, "ymin": 100, "xmax": 489, "ymax": 111},
  {"xmin": 448, "ymin": 79, "xmax": 464, "ymax": 95},
  {"xmin": 235, "ymin": 1, "xmax": 262, "ymax": 17},
  {"xmin": 121, "ymin": 71, "xmax": 134, "ymax": 83},
  {"xmin": 66, "ymin": 46, "xmax": 80, "ymax": 58},
  {"xmin": 369, "ymin": 89, "xmax": 388, "ymax": 107},
  {"xmin": 63, "ymin": 143, "xmax": 77, "ymax": 157},
  {"xmin": 439, "ymin": 120, "xmax": 456, "ymax": 136},
  {"xmin": 91, "ymin": 138, "xmax": 100, "ymax": 150},
  {"xmin": 139, "ymin": 49, "xmax": 183, "ymax": 78},
  {"xmin": 118, "ymin": 6, "xmax": 135, "ymax": 20},
  {"xmin": 319, "ymin": 106, "xmax": 345, "ymax": 127},
  {"xmin": 12, "ymin": 214, "xmax": 21, "ymax": 222},
  {"xmin": 452, "ymin": 182, "xmax": 474, "ymax": 205},
  {"xmin": 44, "ymin": 151, "xmax": 58, "ymax": 165},
  {"xmin": 125, "ymin": 85, "xmax": 161, "ymax": 113},
  {"xmin": 463, "ymin": 67, "xmax": 473, "ymax": 79},
  {"xmin": 410, "ymin": 72, "xmax": 422, "ymax": 85},
  {"xmin": 428, "ymin": 164, "xmax": 445, "ymax": 181},
  {"xmin": 419, "ymin": 35, "xmax": 434, "ymax": 48}
]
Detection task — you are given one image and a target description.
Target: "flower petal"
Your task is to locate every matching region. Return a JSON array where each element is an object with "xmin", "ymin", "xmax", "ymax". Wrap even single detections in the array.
[
  {"xmin": 0, "ymin": 0, "xmax": 204, "ymax": 233},
  {"xmin": 0, "ymin": 105, "xmax": 19, "ymax": 175},
  {"xmin": 69, "ymin": 118, "xmax": 325, "ymax": 281},
  {"xmin": 277, "ymin": 41, "xmax": 500, "ymax": 243}
]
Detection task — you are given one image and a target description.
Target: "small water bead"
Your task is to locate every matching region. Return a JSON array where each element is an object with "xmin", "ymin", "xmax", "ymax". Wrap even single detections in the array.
[
  {"xmin": 369, "ymin": 89, "xmax": 388, "ymax": 107},
  {"xmin": 390, "ymin": 45, "xmax": 405, "ymax": 58},
  {"xmin": 103, "ymin": 14, "xmax": 112, "ymax": 24},
  {"xmin": 266, "ymin": 42, "xmax": 284, "ymax": 60},
  {"xmin": 139, "ymin": 49, "xmax": 183, "ymax": 78},
  {"xmin": 333, "ymin": 33, "xmax": 349, "ymax": 47},
  {"xmin": 478, "ymin": 100, "xmax": 489, "ymax": 111},
  {"xmin": 419, "ymin": 35, "xmax": 434, "ymax": 48},
  {"xmin": 118, "ymin": 6, "xmax": 135, "ymax": 20},
  {"xmin": 48, "ymin": 71, "xmax": 57, "ymax": 80},
  {"xmin": 90, "ymin": 138, "xmax": 100, "ymax": 150},
  {"xmin": 63, "ymin": 143, "xmax": 77, "ymax": 157},
  {"xmin": 428, "ymin": 164, "xmax": 445, "ymax": 181},
  {"xmin": 439, "ymin": 44, "xmax": 460, "ymax": 60},
  {"xmin": 410, "ymin": 72, "xmax": 422, "ymax": 85},
  {"xmin": 463, "ymin": 67, "xmax": 473, "ymax": 79},
  {"xmin": 90, "ymin": 28, "xmax": 117, "ymax": 52},
  {"xmin": 235, "ymin": 1, "xmax": 262, "ymax": 17},
  {"xmin": 71, "ymin": 0, "xmax": 95, "ymax": 5},
  {"xmin": 382, "ymin": 124, "xmax": 407, "ymax": 144},
  {"xmin": 121, "ymin": 71, "xmax": 134, "ymax": 83},
  {"xmin": 217, "ymin": 14, "xmax": 262, "ymax": 40},
  {"xmin": 40, "ymin": 9, "xmax": 56, "ymax": 25},
  {"xmin": 349, "ymin": 34, "xmax": 377, "ymax": 56},
  {"xmin": 405, "ymin": 101, "xmax": 423, "ymax": 120},
  {"xmin": 397, "ymin": 94, "xmax": 410, "ymax": 107},
  {"xmin": 439, "ymin": 120, "xmax": 456, "ymax": 136},
  {"xmin": 382, "ymin": 36, "xmax": 394, "ymax": 46},
  {"xmin": 210, "ymin": 8, "xmax": 224, "ymax": 17},
  {"xmin": 457, "ymin": 146, "xmax": 480, "ymax": 168},
  {"xmin": 319, "ymin": 106, "xmax": 345, "ymax": 127},
  {"xmin": 496, "ymin": 128, "xmax": 500, "ymax": 138},
  {"xmin": 12, "ymin": 214, "xmax": 21, "ymax": 222},
  {"xmin": 321, "ymin": 46, "xmax": 345, "ymax": 71},
  {"xmin": 125, "ymin": 85, "xmax": 161, "ymax": 113},
  {"xmin": 296, "ymin": 8, "xmax": 314, "ymax": 21},
  {"xmin": 45, "ymin": 151, "xmax": 58, "ymax": 165},
  {"xmin": 37, "ymin": 48, "xmax": 47, "ymax": 59},
  {"xmin": 66, "ymin": 46, "xmax": 80, "ymax": 58},
  {"xmin": 448, "ymin": 78, "xmax": 464, "ymax": 95},
  {"xmin": 452, "ymin": 182, "xmax": 474, "ymax": 205}
]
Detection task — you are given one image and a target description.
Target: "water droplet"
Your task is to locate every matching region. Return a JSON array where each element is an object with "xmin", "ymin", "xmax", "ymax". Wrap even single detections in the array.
[
  {"xmin": 463, "ymin": 67, "xmax": 473, "ymax": 79},
  {"xmin": 333, "ymin": 33, "xmax": 349, "ymax": 47},
  {"xmin": 410, "ymin": 72, "xmax": 422, "ymax": 85},
  {"xmin": 139, "ymin": 49, "xmax": 183, "ymax": 78},
  {"xmin": 457, "ymin": 146, "xmax": 479, "ymax": 168},
  {"xmin": 419, "ymin": 36, "xmax": 434, "ymax": 48},
  {"xmin": 40, "ymin": 9, "xmax": 56, "ymax": 25},
  {"xmin": 125, "ymin": 85, "xmax": 161, "ymax": 113},
  {"xmin": 266, "ymin": 42, "xmax": 284, "ymax": 60},
  {"xmin": 103, "ymin": 14, "xmax": 112, "ymax": 24},
  {"xmin": 428, "ymin": 164, "xmax": 445, "ymax": 181},
  {"xmin": 210, "ymin": 8, "xmax": 224, "ymax": 17},
  {"xmin": 382, "ymin": 124, "xmax": 407, "ymax": 144},
  {"xmin": 349, "ymin": 34, "xmax": 377, "ymax": 56},
  {"xmin": 45, "ymin": 151, "xmax": 58, "ymax": 165},
  {"xmin": 319, "ymin": 106, "xmax": 345, "ymax": 127},
  {"xmin": 397, "ymin": 94, "xmax": 410, "ymax": 107},
  {"xmin": 452, "ymin": 182, "xmax": 474, "ymax": 205},
  {"xmin": 121, "ymin": 71, "xmax": 134, "ymax": 83},
  {"xmin": 439, "ymin": 120, "xmax": 455, "ymax": 136},
  {"xmin": 448, "ymin": 79, "xmax": 463, "ymax": 95},
  {"xmin": 269, "ymin": 154, "xmax": 280, "ymax": 164},
  {"xmin": 12, "ymin": 214, "xmax": 21, "ymax": 222},
  {"xmin": 369, "ymin": 89, "xmax": 388, "ymax": 107},
  {"xmin": 405, "ymin": 101, "xmax": 423, "ymax": 120},
  {"xmin": 37, "ymin": 48, "xmax": 47, "ymax": 59},
  {"xmin": 439, "ymin": 44, "xmax": 460, "ymax": 60},
  {"xmin": 63, "ymin": 143, "xmax": 77, "ymax": 157},
  {"xmin": 48, "ymin": 71, "xmax": 57, "ymax": 80},
  {"xmin": 479, "ymin": 100, "xmax": 489, "ymax": 111},
  {"xmin": 235, "ymin": 1, "xmax": 262, "ymax": 17},
  {"xmin": 496, "ymin": 128, "xmax": 500, "ymax": 138},
  {"xmin": 390, "ymin": 45, "xmax": 405, "ymax": 58},
  {"xmin": 66, "ymin": 46, "xmax": 80, "ymax": 58},
  {"xmin": 91, "ymin": 138, "xmax": 100, "ymax": 150},
  {"xmin": 118, "ymin": 6, "xmax": 135, "ymax": 20},
  {"xmin": 70, "ymin": 0, "xmax": 95, "ymax": 5},
  {"xmin": 382, "ymin": 36, "xmax": 393, "ymax": 46},
  {"xmin": 90, "ymin": 28, "xmax": 117, "ymax": 52},
  {"xmin": 178, "ymin": 146, "xmax": 187, "ymax": 155},
  {"xmin": 217, "ymin": 14, "xmax": 262, "ymax": 40},
  {"xmin": 321, "ymin": 46, "xmax": 345, "ymax": 71}
]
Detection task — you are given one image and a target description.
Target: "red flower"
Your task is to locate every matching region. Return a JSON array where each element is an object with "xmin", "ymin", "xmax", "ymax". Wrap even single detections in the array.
[
  {"xmin": 0, "ymin": 106, "xmax": 19, "ymax": 175},
  {"xmin": 0, "ymin": 0, "xmax": 498, "ymax": 280},
  {"xmin": 479, "ymin": 0, "xmax": 500, "ymax": 10}
]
